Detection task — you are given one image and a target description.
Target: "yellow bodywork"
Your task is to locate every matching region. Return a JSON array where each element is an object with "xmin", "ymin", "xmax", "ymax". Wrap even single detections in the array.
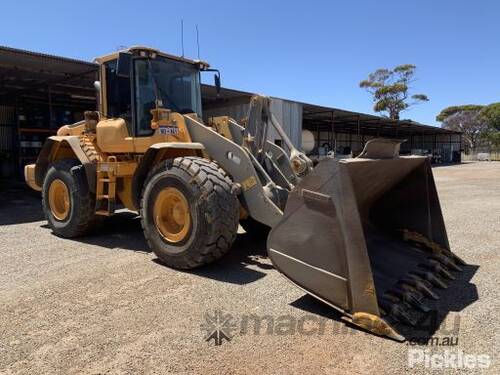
[
  {"xmin": 96, "ymin": 111, "xmax": 194, "ymax": 154},
  {"xmin": 57, "ymin": 122, "xmax": 85, "ymax": 136},
  {"xmin": 25, "ymin": 111, "xmax": 202, "ymax": 213},
  {"xmin": 208, "ymin": 116, "xmax": 233, "ymax": 141},
  {"xmin": 24, "ymin": 46, "xmax": 214, "ymax": 216},
  {"xmin": 24, "ymin": 164, "xmax": 41, "ymax": 191},
  {"xmin": 93, "ymin": 112, "xmax": 198, "ymax": 212}
]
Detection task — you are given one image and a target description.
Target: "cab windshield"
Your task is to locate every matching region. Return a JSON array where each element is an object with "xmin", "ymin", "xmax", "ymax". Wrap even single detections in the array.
[{"xmin": 134, "ymin": 57, "xmax": 202, "ymax": 135}]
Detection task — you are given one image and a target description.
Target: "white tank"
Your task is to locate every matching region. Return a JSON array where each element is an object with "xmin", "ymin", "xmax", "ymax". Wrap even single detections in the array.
[{"xmin": 301, "ymin": 129, "xmax": 315, "ymax": 153}]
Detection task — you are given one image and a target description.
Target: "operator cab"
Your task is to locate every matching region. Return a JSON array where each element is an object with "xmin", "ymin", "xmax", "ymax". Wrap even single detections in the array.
[{"xmin": 95, "ymin": 46, "xmax": 217, "ymax": 137}]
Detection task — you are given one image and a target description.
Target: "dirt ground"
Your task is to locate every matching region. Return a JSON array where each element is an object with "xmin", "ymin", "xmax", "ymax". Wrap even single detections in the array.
[{"xmin": 0, "ymin": 161, "xmax": 498, "ymax": 374}]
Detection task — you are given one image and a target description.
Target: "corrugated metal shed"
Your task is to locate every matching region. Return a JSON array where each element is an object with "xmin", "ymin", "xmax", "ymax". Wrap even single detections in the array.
[
  {"xmin": 0, "ymin": 105, "xmax": 15, "ymax": 124},
  {"xmin": 201, "ymin": 84, "xmax": 460, "ymax": 136},
  {"xmin": 202, "ymin": 92, "xmax": 302, "ymax": 147},
  {"xmin": 0, "ymin": 106, "xmax": 15, "ymax": 153},
  {"xmin": 201, "ymin": 84, "xmax": 461, "ymax": 159},
  {"xmin": 0, "ymin": 45, "xmax": 98, "ymax": 105},
  {"xmin": 269, "ymin": 99, "xmax": 302, "ymax": 147}
]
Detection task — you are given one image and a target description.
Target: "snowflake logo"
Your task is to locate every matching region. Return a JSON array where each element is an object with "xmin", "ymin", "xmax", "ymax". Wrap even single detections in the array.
[{"xmin": 201, "ymin": 309, "xmax": 238, "ymax": 346}]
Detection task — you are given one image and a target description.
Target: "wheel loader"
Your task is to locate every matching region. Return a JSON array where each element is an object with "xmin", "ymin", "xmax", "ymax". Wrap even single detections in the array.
[{"xmin": 24, "ymin": 46, "xmax": 465, "ymax": 341}]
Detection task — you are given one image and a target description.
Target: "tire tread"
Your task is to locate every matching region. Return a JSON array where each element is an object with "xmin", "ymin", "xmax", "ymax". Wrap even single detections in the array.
[
  {"xmin": 140, "ymin": 157, "xmax": 239, "ymax": 269},
  {"xmin": 42, "ymin": 158, "xmax": 96, "ymax": 238}
]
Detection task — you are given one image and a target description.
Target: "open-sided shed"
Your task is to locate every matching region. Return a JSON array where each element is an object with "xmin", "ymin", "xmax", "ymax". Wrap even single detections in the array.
[
  {"xmin": 301, "ymin": 103, "xmax": 462, "ymax": 161},
  {"xmin": 202, "ymin": 85, "xmax": 462, "ymax": 163},
  {"xmin": 0, "ymin": 46, "xmax": 98, "ymax": 177},
  {"xmin": 0, "ymin": 45, "xmax": 462, "ymax": 180}
]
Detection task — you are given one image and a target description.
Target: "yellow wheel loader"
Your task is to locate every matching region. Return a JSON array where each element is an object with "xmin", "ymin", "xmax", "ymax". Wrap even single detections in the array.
[{"xmin": 24, "ymin": 47, "xmax": 464, "ymax": 341}]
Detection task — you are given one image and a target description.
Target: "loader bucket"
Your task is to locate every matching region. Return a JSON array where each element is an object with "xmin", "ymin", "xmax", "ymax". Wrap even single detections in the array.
[{"xmin": 267, "ymin": 139, "xmax": 464, "ymax": 341}]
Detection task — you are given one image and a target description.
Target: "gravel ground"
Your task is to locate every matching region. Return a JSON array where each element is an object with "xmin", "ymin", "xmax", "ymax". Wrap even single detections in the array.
[{"xmin": 0, "ymin": 161, "xmax": 498, "ymax": 374}]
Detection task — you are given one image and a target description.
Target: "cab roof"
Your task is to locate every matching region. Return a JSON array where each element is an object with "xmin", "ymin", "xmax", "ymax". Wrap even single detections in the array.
[{"xmin": 94, "ymin": 46, "xmax": 210, "ymax": 69}]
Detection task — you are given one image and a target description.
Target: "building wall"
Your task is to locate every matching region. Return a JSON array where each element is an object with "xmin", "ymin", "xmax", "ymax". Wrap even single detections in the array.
[
  {"xmin": 203, "ymin": 98, "xmax": 303, "ymax": 149},
  {"xmin": 269, "ymin": 99, "xmax": 302, "ymax": 148}
]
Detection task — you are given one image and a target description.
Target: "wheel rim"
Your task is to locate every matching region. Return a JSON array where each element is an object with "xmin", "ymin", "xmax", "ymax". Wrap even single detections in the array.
[
  {"xmin": 48, "ymin": 179, "xmax": 70, "ymax": 221},
  {"xmin": 153, "ymin": 187, "xmax": 191, "ymax": 243}
]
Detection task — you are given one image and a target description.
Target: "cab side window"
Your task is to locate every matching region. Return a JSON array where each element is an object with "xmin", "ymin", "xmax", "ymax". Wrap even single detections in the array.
[
  {"xmin": 105, "ymin": 60, "xmax": 132, "ymax": 123},
  {"xmin": 133, "ymin": 59, "xmax": 155, "ymax": 136}
]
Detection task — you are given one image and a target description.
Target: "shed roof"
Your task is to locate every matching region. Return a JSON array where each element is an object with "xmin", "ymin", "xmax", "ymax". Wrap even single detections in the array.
[
  {"xmin": 301, "ymin": 104, "xmax": 461, "ymax": 136},
  {"xmin": 201, "ymin": 84, "xmax": 460, "ymax": 136},
  {"xmin": 0, "ymin": 45, "xmax": 459, "ymax": 136},
  {"xmin": 0, "ymin": 45, "xmax": 98, "ymax": 105}
]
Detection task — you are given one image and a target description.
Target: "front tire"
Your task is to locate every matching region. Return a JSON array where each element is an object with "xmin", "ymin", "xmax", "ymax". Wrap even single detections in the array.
[
  {"xmin": 141, "ymin": 157, "xmax": 239, "ymax": 269},
  {"xmin": 42, "ymin": 159, "xmax": 97, "ymax": 238}
]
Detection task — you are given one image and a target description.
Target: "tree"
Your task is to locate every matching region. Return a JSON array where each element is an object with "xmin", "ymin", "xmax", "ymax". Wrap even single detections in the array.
[
  {"xmin": 437, "ymin": 108, "xmax": 488, "ymax": 150},
  {"xmin": 484, "ymin": 128, "xmax": 500, "ymax": 150},
  {"xmin": 480, "ymin": 103, "xmax": 500, "ymax": 150},
  {"xmin": 437, "ymin": 104, "xmax": 500, "ymax": 151},
  {"xmin": 359, "ymin": 64, "xmax": 429, "ymax": 120},
  {"xmin": 480, "ymin": 103, "xmax": 500, "ymax": 131},
  {"xmin": 435, "ymin": 104, "xmax": 484, "ymax": 122}
]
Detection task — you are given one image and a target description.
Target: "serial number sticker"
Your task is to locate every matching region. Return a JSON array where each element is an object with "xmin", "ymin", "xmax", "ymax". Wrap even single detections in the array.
[
  {"xmin": 241, "ymin": 176, "xmax": 257, "ymax": 191},
  {"xmin": 159, "ymin": 126, "xmax": 179, "ymax": 135}
]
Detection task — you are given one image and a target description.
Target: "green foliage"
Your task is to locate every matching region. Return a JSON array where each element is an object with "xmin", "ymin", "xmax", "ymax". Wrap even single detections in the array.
[
  {"xmin": 480, "ymin": 103, "xmax": 500, "ymax": 150},
  {"xmin": 484, "ymin": 129, "xmax": 500, "ymax": 148},
  {"xmin": 436, "ymin": 103, "xmax": 500, "ymax": 151},
  {"xmin": 480, "ymin": 103, "xmax": 500, "ymax": 131},
  {"xmin": 436, "ymin": 105, "xmax": 484, "ymax": 122},
  {"xmin": 412, "ymin": 94, "xmax": 429, "ymax": 101},
  {"xmin": 439, "ymin": 109, "xmax": 487, "ymax": 150},
  {"xmin": 359, "ymin": 64, "xmax": 428, "ymax": 120}
]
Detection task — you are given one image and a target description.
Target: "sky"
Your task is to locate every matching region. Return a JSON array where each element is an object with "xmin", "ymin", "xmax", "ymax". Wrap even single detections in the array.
[{"xmin": 2, "ymin": 0, "xmax": 498, "ymax": 126}]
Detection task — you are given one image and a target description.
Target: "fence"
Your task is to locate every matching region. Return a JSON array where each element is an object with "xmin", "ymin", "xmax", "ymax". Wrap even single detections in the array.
[{"xmin": 461, "ymin": 150, "xmax": 500, "ymax": 161}]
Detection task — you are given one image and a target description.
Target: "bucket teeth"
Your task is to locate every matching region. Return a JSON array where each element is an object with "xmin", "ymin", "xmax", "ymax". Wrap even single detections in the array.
[
  {"xmin": 432, "ymin": 254, "xmax": 463, "ymax": 272},
  {"xmin": 407, "ymin": 274, "xmax": 433, "ymax": 289},
  {"xmin": 395, "ymin": 284, "xmax": 424, "ymax": 301},
  {"xmin": 383, "ymin": 293, "xmax": 402, "ymax": 304},
  {"xmin": 403, "ymin": 277, "xmax": 439, "ymax": 300},
  {"xmin": 449, "ymin": 252, "xmax": 467, "ymax": 266},
  {"xmin": 398, "ymin": 282, "xmax": 419, "ymax": 296},
  {"xmin": 411, "ymin": 271, "xmax": 448, "ymax": 289},
  {"xmin": 404, "ymin": 294, "xmax": 431, "ymax": 313},
  {"xmin": 381, "ymin": 299, "xmax": 417, "ymax": 326},
  {"xmin": 390, "ymin": 288, "xmax": 431, "ymax": 313},
  {"xmin": 426, "ymin": 260, "xmax": 456, "ymax": 280}
]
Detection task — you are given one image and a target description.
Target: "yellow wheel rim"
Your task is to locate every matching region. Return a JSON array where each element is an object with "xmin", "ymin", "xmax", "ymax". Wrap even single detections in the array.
[
  {"xmin": 48, "ymin": 179, "xmax": 70, "ymax": 221},
  {"xmin": 154, "ymin": 187, "xmax": 191, "ymax": 243}
]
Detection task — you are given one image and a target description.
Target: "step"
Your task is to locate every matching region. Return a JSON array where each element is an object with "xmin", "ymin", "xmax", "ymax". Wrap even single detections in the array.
[{"xmin": 95, "ymin": 210, "xmax": 113, "ymax": 216}]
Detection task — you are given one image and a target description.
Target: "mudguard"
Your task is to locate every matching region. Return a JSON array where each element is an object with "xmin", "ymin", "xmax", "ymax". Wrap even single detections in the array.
[
  {"xmin": 34, "ymin": 136, "xmax": 96, "ymax": 192},
  {"xmin": 131, "ymin": 142, "xmax": 205, "ymax": 210}
]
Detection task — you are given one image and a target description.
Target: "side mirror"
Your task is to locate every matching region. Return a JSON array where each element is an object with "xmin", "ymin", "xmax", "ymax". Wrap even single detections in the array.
[
  {"xmin": 116, "ymin": 52, "xmax": 131, "ymax": 78},
  {"xmin": 214, "ymin": 72, "xmax": 221, "ymax": 96}
]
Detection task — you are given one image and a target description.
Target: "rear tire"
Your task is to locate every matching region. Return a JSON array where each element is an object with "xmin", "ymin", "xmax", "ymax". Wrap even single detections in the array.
[
  {"xmin": 141, "ymin": 157, "xmax": 239, "ymax": 269},
  {"xmin": 42, "ymin": 159, "xmax": 97, "ymax": 238}
]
